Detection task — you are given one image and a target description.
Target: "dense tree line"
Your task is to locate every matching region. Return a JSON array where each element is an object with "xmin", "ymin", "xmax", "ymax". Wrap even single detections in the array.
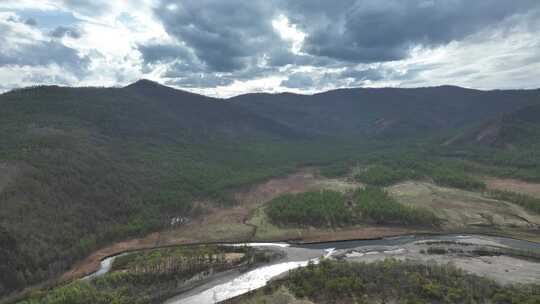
[
  {"xmin": 266, "ymin": 187, "xmax": 439, "ymax": 228},
  {"xmin": 352, "ymin": 165, "xmax": 421, "ymax": 186},
  {"xmin": 429, "ymin": 167, "xmax": 486, "ymax": 191},
  {"xmin": 353, "ymin": 187, "xmax": 440, "ymax": 226},
  {"xmin": 281, "ymin": 259, "xmax": 540, "ymax": 304},
  {"xmin": 352, "ymin": 163, "xmax": 486, "ymax": 191},
  {"xmin": 111, "ymin": 245, "xmax": 271, "ymax": 275},
  {"xmin": 265, "ymin": 190, "xmax": 350, "ymax": 227}
]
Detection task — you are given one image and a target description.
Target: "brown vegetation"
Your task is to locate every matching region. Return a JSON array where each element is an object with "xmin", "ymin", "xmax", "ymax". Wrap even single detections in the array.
[{"xmin": 486, "ymin": 177, "xmax": 540, "ymax": 198}]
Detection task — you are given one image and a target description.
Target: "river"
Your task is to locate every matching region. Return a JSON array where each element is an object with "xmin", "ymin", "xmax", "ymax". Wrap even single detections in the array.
[{"xmin": 85, "ymin": 234, "xmax": 540, "ymax": 304}]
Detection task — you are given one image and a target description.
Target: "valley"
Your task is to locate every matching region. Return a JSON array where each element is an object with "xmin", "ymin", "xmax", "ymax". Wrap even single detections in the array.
[
  {"xmin": 1, "ymin": 82, "xmax": 540, "ymax": 303},
  {"xmin": 3, "ymin": 2, "xmax": 540, "ymax": 303},
  {"xmin": 9, "ymin": 166, "xmax": 540, "ymax": 303},
  {"xmin": 56, "ymin": 167, "xmax": 540, "ymax": 284}
]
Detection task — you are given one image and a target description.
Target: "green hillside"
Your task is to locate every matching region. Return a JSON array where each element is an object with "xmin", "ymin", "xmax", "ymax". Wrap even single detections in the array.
[{"xmin": 0, "ymin": 82, "xmax": 350, "ymax": 296}]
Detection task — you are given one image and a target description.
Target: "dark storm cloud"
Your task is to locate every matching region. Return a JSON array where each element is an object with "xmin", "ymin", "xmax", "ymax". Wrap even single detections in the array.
[
  {"xmin": 0, "ymin": 40, "xmax": 90, "ymax": 76},
  {"xmin": 152, "ymin": 0, "xmax": 286, "ymax": 72},
  {"xmin": 162, "ymin": 60, "xmax": 277, "ymax": 89},
  {"xmin": 280, "ymin": 65, "xmax": 436, "ymax": 90},
  {"xmin": 138, "ymin": 43, "xmax": 195, "ymax": 65},
  {"xmin": 137, "ymin": 42, "xmax": 209, "ymax": 79},
  {"xmin": 283, "ymin": 0, "xmax": 539, "ymax": 63},
  {"xmin": 266, "ymin": 46, "xmax": 339, "ymax": 68},
  {"xmin": 50, "ymin": 26, "xmax": 82, "ymax": 39},
  {"xmin": 141, "ymin": 0, "xmax": 540, "ymax": 90}
]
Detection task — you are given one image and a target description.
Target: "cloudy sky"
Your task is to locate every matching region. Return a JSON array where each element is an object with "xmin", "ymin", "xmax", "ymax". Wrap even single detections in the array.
[{"xmin": 1, "ymin": 0, "xmax": 539, "ymax": 97}]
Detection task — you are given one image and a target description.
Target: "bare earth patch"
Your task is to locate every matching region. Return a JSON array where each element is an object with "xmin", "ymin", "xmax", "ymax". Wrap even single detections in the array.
[
  {"xmin": 485, "ymin": 177, "xmax": 540, "ymax": 198},
  {"xmin": 388, "ymin": 181, "xmax": 540, "ymax": 230},
  {"xmin": 339, "ymin": 236, "xmax": 540, "ymax": 285},
  {"xmin": 233, "ymin": 168, "xmax": 359, "ymax": 204}
]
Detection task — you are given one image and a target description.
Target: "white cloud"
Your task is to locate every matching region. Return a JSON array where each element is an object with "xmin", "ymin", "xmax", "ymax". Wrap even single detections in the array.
[
  {"xmin": 272, "ymin": 15, "xmax": 306, "ymax": 54},
  {"xmin": 0, "ymin": 0, "xmax": 58, "ymax": 11},
  {"xmin": 188, "ymin": 76, "xmax": 285, "ymax": 98},
  {"xmin": 388, "ymin": 10, "xmax": 540, "ymax": 90},
  {"xmin": 0, "ymin": 1, "xmax": 539, "ymax": 96}
]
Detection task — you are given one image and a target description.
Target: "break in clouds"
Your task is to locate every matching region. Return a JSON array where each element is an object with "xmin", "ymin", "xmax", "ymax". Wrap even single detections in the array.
[{"xmin": 1, "ymin": 0, "xmax": 539, "ymax": 96}]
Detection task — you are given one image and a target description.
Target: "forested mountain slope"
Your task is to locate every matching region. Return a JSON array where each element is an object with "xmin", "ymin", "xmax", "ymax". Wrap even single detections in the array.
[
  {"xmin": 231, "ymin": 86, "xmax": 540, "ymax": 136},
  {"xmin": 445, "ymin": 103, "xmax": 540, "ymax": 149},
  {"xmin": 1, "ymin": 81, "xmax": 539, "ymax": 297},
  {"xmin": 0, "ymin": 81, "xmax": 300, "ymax": 296}
]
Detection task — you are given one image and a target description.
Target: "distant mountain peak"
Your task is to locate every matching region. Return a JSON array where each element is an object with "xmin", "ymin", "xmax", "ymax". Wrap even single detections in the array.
[
  {"xmin": 123, "ymin": 79, "xmax": 208, "ymax": 99},
  {"xmin": 125, "ymin": 79, "xmax": 163, "ymax": 89}
]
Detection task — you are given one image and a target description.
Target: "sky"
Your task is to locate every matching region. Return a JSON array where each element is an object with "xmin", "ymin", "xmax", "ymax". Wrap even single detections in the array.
[{"xmin": 0, "ymin": 0, "xmax": 539, "ymax": 97}]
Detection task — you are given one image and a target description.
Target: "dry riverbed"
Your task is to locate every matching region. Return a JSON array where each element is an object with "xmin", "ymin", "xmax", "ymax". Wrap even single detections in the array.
[
  {"xmin": 225, "ymin": 234, "xmax": 540, "ymax": 304},
  {"xmin": 335, "ymin": 235, "xmax": 540, "ymax": 285}
]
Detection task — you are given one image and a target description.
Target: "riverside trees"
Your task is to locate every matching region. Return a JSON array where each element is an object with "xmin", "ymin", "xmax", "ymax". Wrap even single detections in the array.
[{"xmin": 284, "ymin": 259, "xmax": 540, "ymax": 304}]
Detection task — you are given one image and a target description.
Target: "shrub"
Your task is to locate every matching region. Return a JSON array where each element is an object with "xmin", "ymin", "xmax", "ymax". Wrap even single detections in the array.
[{"xmin": 353, "ymin": 165, "xmax": 420, "ymax": 186}]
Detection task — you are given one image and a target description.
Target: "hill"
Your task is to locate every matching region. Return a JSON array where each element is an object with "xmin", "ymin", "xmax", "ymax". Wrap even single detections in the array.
[
  {"xmin": 0, "ymin": 81, "xmax": 304, "ymax": 296},
  {"xmin": 231, "ymin": 86, "xmax": 540, "ymax": 137}
]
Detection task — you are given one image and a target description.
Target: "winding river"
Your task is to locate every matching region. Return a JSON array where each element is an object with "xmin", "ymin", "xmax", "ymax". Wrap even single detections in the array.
[{"xmin": 85, "ymin": 234, "xmax": 540, "ymax": 304}]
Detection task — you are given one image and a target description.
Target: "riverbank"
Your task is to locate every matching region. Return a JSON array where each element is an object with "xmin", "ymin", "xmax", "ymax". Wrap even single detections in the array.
[
  {"xmin": 16, "ymin": 245, "xmax": 286, "ymax": 304},
  {"xmin": 174, "ymin": 234, "xmax": 540, "ymax": 304},
  {"xmin": 335, "ymin": 235, "xmax": 540, "ymax": 285},
  {"xmin": 11, "ymin": 234, "xmax": 540, "ymax": 304},
  {"xmin": 164, "ymin": 244, "xmax": 328, "ymax": 304},
  {"xmin": 226, "ymin": 235, "xmax": 540, "ymax": 304}
]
